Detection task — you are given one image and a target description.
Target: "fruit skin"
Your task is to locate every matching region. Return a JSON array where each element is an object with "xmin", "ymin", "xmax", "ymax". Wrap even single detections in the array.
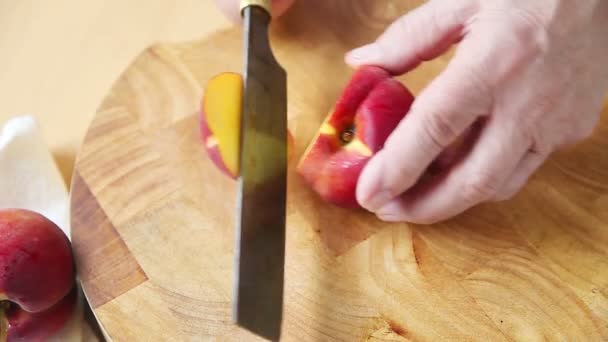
[
  {"xmin": 0, "ymin": 208, "xmax": 76, "ymax": 341},
  {"xmin": 3, "ymin": 286, "xmax": 77, "ymax": 342},
  {"xmin": 297, "ymin": 66, "xmax": 415, "ymax": 208},
  {"xmin": 0, "ymin": 209, "xmax": 75, "ymax": 312},
  {"xmin": 200, "ymin": 72, "xmax": 295, "ymax": 179},
  {"xmin": 201, "ymin": 110, "xmax": 234, "ymax": 178}
]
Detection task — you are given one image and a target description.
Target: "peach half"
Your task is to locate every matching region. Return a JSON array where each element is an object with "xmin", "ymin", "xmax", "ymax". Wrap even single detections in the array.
[{"xmin": 297, "ymin": 66, "xmax": 415, "ymax": 208}]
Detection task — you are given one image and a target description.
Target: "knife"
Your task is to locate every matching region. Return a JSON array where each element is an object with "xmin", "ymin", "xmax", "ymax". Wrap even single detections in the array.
[{"xmin": 233, "ymin": 0, "xmax": 288, "ymax": 341}]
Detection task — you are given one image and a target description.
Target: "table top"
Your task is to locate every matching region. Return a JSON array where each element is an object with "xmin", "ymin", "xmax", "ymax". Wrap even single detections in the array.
[{"xmin": 0, "ymin": 0, "xmax": 230, "ymax": 184}]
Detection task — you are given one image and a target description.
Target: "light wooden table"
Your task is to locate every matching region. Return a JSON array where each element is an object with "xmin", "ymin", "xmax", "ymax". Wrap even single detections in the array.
[{"xmin": 0, "ymin": 0, "xmax": 230, "ymax": 184}]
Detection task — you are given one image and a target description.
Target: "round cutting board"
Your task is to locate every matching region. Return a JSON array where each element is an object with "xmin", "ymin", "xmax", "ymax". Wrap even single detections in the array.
[{"xmin": 70, "ymin": 1, "xmax": 608, "ymax": 340}]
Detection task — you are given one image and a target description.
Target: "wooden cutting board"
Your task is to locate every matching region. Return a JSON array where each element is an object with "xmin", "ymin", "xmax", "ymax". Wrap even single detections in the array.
[{"xmin": 70, "ymin": 1, "xmax": 608, "ymax": 340}]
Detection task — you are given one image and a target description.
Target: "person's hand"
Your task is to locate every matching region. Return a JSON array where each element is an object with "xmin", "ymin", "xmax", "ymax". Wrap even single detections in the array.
[
  {"xmin": 214, "ymin": 0, "xmax": 295, "ymax": 23},
  {"xmin": 347, "ymin": 0, "xmax": 608, "ymax": 224}
]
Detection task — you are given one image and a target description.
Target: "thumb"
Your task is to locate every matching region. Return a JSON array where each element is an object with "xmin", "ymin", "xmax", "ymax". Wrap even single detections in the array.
[{"xmin": 345, "ymin": 0, "xmax": 476, "ymax": 74}]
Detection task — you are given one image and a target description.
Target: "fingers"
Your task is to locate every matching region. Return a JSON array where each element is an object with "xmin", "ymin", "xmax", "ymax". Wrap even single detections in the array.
[
  {"xmin": 374, "ymin": 117, "xmax": 531, "ymax": 224},
  {"xmin": 356, "ymin": 40, "xmax": 494, "ymax": 212},
  {"xmin": 493, "ymin": 151, "xmax": 547, "ymax": 201},
  {"xmin": 345, "ymin": 0, "xmax": 477, "ymax": 74},
  {"xmin": 428, "ymin": 121, "xmax": 483, "ymax": 174}
]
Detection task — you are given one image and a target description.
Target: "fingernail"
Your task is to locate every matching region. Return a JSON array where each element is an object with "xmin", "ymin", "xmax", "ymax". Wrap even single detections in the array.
[
  {"xmin": 377, "ymin": 201, "xmax": 413, "ymax": 224},
  {"xmin": 377, "ymin": 213, "xmax": 401, "ymax": 223},
  {"xmin": 345, "ymin": 44, "xmax": 379, "ymax": 65},
  {"xmin": 363, "ymin": 190, "xmax": 394, "ymax": 212},
  {"xmin": 357, "ymin": 156, "xmax": 391, "ymax": 210},
  {"xmin": 376, "ymin": 200, "xmax": 403, "ymax": 217}
]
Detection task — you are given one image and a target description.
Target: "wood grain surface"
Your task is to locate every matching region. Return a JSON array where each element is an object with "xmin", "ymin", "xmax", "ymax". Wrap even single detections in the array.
[{"xmin": 71, "ymin": 0, "xmax": 608, "ymax": 340}]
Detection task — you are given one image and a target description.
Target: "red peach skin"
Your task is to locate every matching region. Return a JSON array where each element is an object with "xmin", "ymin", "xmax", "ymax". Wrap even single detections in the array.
[
  {"xmin": 297, "ymin": 66, "xmax": 415, "ymax": 208},
  {"xmin": 0, "ymin": 209, "xmax": 75, "ymax": 313},
  {"xmin": 3, "ymin": 286, "xmax": 77, "ymax": 342}
]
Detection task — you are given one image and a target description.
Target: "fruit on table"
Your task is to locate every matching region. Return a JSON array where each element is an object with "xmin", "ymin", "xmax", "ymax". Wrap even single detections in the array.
[
  {"xmin": 0, "ymin": 209, "xmax": 76, "ymax": 341},
  {"xmin": 2, "ymin": 288, "xmax": 76, "ymax": 342},
  {"xmin": 200, "ymin": 72, "xmax": 294, "ymax": 179},
  {"xmin": 297, "ymin": 66, "xmax": 415, "ymax": 208}
]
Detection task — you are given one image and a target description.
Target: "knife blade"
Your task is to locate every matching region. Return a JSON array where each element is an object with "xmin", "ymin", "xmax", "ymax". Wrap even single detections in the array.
[{"xmin": 233, "ymin": 0, "xmax": 288, "ymax": 341}]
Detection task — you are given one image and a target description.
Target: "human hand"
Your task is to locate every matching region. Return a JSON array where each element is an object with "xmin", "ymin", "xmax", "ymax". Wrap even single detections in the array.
[
  {"xmin": 214, "ymin": 0, "xmax": 295, "ymax": 23},
  {"xmin": 347, "ymin": 0, "xmax": 608, "ymax": 224}
]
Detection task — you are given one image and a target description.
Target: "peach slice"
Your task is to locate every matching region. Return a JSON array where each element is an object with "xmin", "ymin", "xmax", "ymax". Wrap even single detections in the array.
[
  {"xmin": 201, "ymin": 72, "xmax": 243, "ymax": 178},
  {"xmin": 200, "ymin": 72, "xmax": 294, "ymax": 179}
]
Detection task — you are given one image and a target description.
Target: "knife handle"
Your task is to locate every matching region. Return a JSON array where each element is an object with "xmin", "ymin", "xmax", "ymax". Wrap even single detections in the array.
[{"xmin": 240, "ymin": 0, "xmax": 272, "ymax": 16}]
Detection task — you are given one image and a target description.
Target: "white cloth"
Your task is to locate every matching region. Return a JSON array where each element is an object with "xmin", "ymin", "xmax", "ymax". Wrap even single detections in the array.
[{"xmin": 0, "ymin": 115, "xmax": 97, "ymax": 341}]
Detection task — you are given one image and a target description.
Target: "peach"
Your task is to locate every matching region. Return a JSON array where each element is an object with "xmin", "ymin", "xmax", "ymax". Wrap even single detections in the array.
[
  {"xmin": 2, "ymin": 287, "xmax": 77, "ymax": 342},
  {"xmin": 0, "ymin": 209, "xmax": 76, "ymax": 341},
  {"xmin": 200, "ymin": 72, "xmax": 294, "ymax": 179},
  {"xmin": 297, "ymin": 66, "xmax": 415, "ymax": 208}
]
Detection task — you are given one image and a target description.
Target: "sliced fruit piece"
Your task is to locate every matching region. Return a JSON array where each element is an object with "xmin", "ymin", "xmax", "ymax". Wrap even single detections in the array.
[
  {"xmin": 297, "ymin": 66, "xmax": 415, "ymax": 208},
  {"xmin": 200, "ymin": 72, "xmax": 294, "ymax": 179}
]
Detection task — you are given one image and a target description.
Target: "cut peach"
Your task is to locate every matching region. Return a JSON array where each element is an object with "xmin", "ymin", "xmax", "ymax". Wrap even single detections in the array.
[
  {"xmin": 297, "ymin": 66, "xmax": 415, "ymax": 208},
  {"xmin": 201, "ymin": 72, "xmax": 243, "ymax": 178},
  {"xmin": 200, "ymin": 72, "xmax": 294, "ymax": 179}
]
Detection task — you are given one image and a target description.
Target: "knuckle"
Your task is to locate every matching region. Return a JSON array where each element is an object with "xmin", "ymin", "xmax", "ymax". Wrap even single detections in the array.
[
  {"xmin": 529, "ymin": 94, "xmax": 561, "ymax": 120},
  {"xmin": 476, "ymin": 8, "xmax": 548, "ymax": 79},
  {"xmin": 531, "ymin": 138, "xmax": 553, "ymax": 157},
  {"xmin": 419, "ymin": 110, "xmax": 460, "ymax": 151},
  {"xmin": 470, "ymin": 76, "xmax": 495, "ymax": 113},
  {"xmin": 374, "ymin": 149, "xmax": 419, "ymax": 196},
  {"xmin": 519, "ymin": 121, "xmax": 550, "ymax": 154},
  {"xmin": 519, "ymin": 122, "xmax": 539, "ymax": 148},
  {"xmin": 461, "ymin": 64, "xmax": 493, "ymax": 100},
  {"xmin": 509, "ymin": 8, "xmax": 550, "ymax": 53},
  {"xmin": 387, "ymin": 163, "xmax": 419, "ymax": 195},
  {"xmin": 449, "ymin": 52, "xmax": 495, "ymax": 108},
  {"xmin": 395, "ymin": 13, "xmax": 415, "ymax": 38},
  {"xmin": 462, "ymin": 170, "xmax": 502, "ymax": 203},
  {"xmin": 427, "ymin": 5, "xmax": 450, "ymax": 38}
]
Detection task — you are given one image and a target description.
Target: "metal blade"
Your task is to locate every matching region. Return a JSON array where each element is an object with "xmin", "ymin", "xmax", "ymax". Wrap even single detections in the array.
[{"xmin": 233, "ymin": 4, "xmax": 287, "ymax": 341}]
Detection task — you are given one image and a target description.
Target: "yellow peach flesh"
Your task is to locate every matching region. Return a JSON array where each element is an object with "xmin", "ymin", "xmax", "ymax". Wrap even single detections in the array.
[
  {"xmin": 203, "ymin": 73, "xmax": 243, "ymax": 176},
  {"xmin": 344, "ymin": 138, "xmax": 372, "ymax": 157}
]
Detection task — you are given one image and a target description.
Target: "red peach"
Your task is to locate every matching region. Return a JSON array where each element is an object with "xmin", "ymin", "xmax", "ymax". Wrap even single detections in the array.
[
  {"xmin": 3, "ymin": 286, "xmax": 77, "ymax": 342},
  {"xmin": 0, "ymin": 209, "xmax": 76, "ymax": 341},
  {"xmin": 297, "ymin": 66, "xmax": 415, "ymax": 208}
]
